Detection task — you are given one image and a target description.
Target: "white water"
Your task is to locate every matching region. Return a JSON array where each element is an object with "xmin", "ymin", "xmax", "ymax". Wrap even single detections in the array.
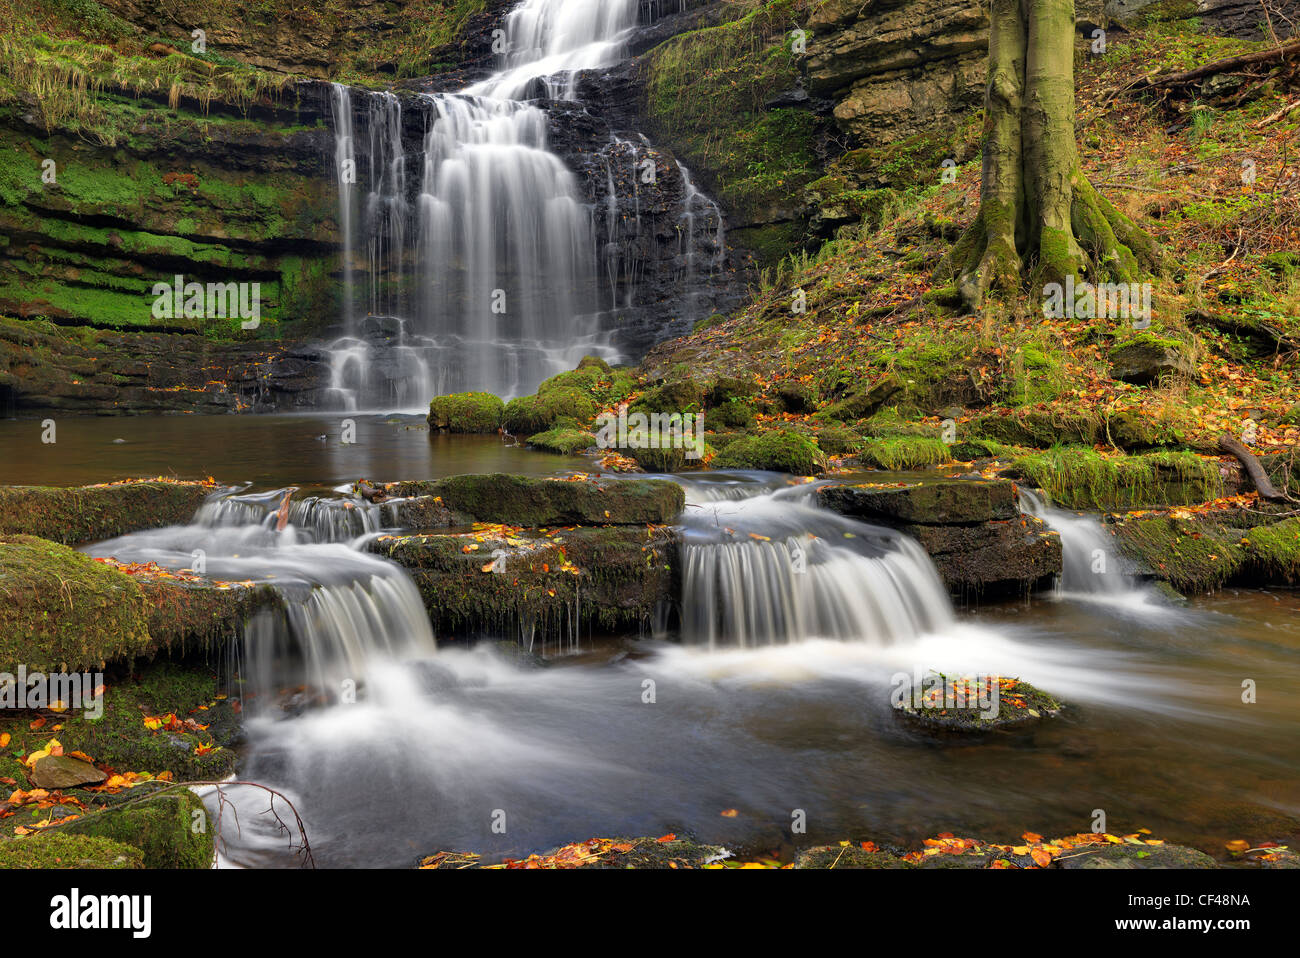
[
  {"xmin": 678, "ymin": 478, "xmax": 956, "ymax": 647},
  {"xmin": 323, "ymin": 0, "xmax": 718, "ymax": 409},
  {"xmin": 87, "ymin": 489, "xmax": 436, "ymax": 709},
  {"xmin": 1019, "ymin": 488, "xmax": 1165, "ymax": 609}
]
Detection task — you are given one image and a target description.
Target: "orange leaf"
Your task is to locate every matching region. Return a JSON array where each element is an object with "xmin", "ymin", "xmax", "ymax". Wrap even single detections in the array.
[
  {"xmin": 28, "ymin": 718, "xmax": 45, "ymax": 731},
  {"xmin": 656, "ymin": 833, "xmax": 676, "ymax": 843},
  {"xmin": 720, "ymin": 809, "xmax": 738, "ymax": 818},
  {"xmin": 0, "ymin": 732, "xmax": 9, "ymax": 747}
]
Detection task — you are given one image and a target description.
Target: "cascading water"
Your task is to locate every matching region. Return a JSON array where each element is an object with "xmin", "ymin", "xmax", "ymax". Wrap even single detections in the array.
[
  {"xmin": 678, "ymin": 478, "xmax": 956, "ymax": 647},
  {"xmin": 88, "ymin": 488, "xmax": 436, "ymax": 708},
  {"xmin": 1018, "ymin": 488, "xmax": 1159, "ymax": 605},
  {"xmin": 323, "ymin": 0, "xmax": 724, "ymax": 409}
]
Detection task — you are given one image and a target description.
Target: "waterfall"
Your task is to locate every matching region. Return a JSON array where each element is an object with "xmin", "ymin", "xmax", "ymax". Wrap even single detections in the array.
[
  {"xmin": 1018, "ymin": 489, "xmax": 1154, "ymax": 601},
  {"xmin": 89, "ymin": 490, "xmax": 436, "ymax": 710},
  {"xmin": 678, "ymin": 481, "xmax": 955, "ymax": 647},
  {"xmin": 322, "ymin": 0, "xmax": 726, "ymax": 409},
  {"xmin": 470, "ymin": 0, "xmax": 641, "ymax": 100}
]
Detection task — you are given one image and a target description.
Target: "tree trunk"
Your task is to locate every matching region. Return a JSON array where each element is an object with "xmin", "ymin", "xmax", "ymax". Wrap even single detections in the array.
[{"xmin": 941, "ymin": 0, "xmax": 1164, "ymax": 308}]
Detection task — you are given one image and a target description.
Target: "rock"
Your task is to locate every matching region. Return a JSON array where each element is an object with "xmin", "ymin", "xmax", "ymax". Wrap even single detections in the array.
[
  {"xmin": 892, "ymin": 676, "xmax": 1063, "ymax": 732},
  {"xmin": 795, "ymin": 846, "xmax": 911, "ymax": 868},
  {"xmin": 0, "ymin": 481, "xmax": 212, "ymax": 546},
  {"xmin": 1057, "ymin": 843, "xmax": 1218, "ymax": 868},
  {"xmin": 1108, "ymin": 337, "xmax": 1195, "ymax": 385},
  {"xmin": 30, "ymin": 755, "xmax": 107, "ymax": 789},
  {"xmin": 819, "ymin": 479, "xmax": 1019, "ymax": 525},
  {"xmin": 713, "ymin": 431, "xmax": 827, "ymax": 475},
  {"xmin": 426, "ymin": 392, "xmax": 505, "ymax": 433},
  {"xmin": 904, "ymin": 519, "xmax": 1061, "ymax": 597},
  {"xmin": 0, "ymin": 832, "xmax": 143, "ymax": 869},
  {"xmin": 383, "ymin": 475, "xmax": 685, "ymax": 526}
]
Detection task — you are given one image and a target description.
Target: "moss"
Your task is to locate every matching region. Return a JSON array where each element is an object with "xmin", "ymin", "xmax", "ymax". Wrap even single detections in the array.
[
  {"xmin": 427, "ymin": 391, "xmax": 504, "ymax": 433},
  {"xmin": 1241, "ymin": 518, "xmax": 1300, "ymax": 582},
  {"xmin": 0, "ymin": 481, "xmax": 210, "ymax": 545},
  {"xmin": 714, "ymin": 430, "xmax": 826, "ymax": 475},
  {"xmin": 504, "ymin": 388, "xmax": 598, "ymax": 434},
  {"xmin": 63, "ymin": 786, "xmax": 212, "ymax": 868},
  {"xmin": 526, "ymin": 428, "xmax": 593, "ymax": 456},
  {"xmin": 711, "ymin": 399, "xmax": 756, "ymax": 429},
  {"xmin": 1013, "ymin": 447, "xmax": 1222, "ymax": 509},
  {"xmin": 384, "ymin": 475, "xmax": 685, "ymax": 526},
  {"xmin": 629, "ymin": 379, "xmax": 704, "ymax": 415},
  {"xmin": 859, "ymin": 436, "xmax": 952, "ymax": 470},
  {"xmin": 0, "ymin": 831, "xmax": 143, "ymax": 869},
  {"xmin": 895, "ymin": 675, "xmax": 1062, "ymax": 733},
  {"xmin": 0, "ymin": 534, "xmax": 152, "ymax": 672},
  {"xmin": 1112, "ymin": 516, "xmax": 1245, "ymax": 592}
]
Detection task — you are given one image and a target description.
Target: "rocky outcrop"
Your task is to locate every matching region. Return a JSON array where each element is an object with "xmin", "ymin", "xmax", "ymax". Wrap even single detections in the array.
[
  {"xmin": 806, "ymin": 0, "xmax": 989, "ymax": 150},
  {"xmin": 0, "ymin": 481, "xmax": 213, "ymax": 544},
  {"xmin": 819, "ymin": 479, "xmax": 1062, "ymax": 599}
]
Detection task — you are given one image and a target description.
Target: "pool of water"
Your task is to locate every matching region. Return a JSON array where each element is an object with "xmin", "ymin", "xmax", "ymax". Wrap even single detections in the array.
[{"xmin": 0, "ymin": 413, "xmax": 590, "ymax": 488}]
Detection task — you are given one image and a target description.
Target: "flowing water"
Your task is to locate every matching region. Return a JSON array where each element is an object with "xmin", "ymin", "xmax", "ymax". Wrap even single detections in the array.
[
  {"xmin": 13, "ymin": 426, "xmax": 1299, "ymax": 865},
  {"xmin": 321, "ymin": 0, "xmax": 714, "ymax": 409}
]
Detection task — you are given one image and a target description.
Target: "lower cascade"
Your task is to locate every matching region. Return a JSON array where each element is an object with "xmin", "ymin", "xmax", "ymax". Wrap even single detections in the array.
[
  {"xmin": 1018, "ymin": 489, "xmax": 1153, "ymax": 601},
  {"xmin": 678, "ymin": 478, "xmax": 955, "ymax": 647}
]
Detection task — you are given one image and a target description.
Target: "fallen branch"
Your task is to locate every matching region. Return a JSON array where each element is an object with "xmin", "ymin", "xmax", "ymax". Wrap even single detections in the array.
[
  {"xmin": 1133, "ymin": 39, "xmax": 1300, "ymax": 90},
  {"xmin": 1187, "ymin": 308, "xmax": 1300, "ymax": 355},
  {"xmin": 1218, "ymin": 434, "xmax": 1291, "ymax": 501},
  {"xmin": 1252, "ymin": 96, "xmax": 1300, "ymax": 128}
]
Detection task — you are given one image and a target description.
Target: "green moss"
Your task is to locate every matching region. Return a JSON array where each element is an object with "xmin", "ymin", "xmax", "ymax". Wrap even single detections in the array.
[
  {"xmin": 643, "ymin": 0, "xmax": 819, "ymax": 233},
  {"xmin": 1112, "ymin": 516, "xmax": 1245, "ymax": 592},
  {"xmin": 64, "ymin": 787, "xmax": 212, "ymax": 868},
  {"xmin": 526, "ymin": 428, "xmax": 594, "ymax": 456},
  {"xmin": 0, "ymin": 831, "xmax": 143, "ymax": 869},
  {"xmin": 0, "ymin": 535, "xmax": 152, "ymax": 672},
  {"xmin": 715, "ymin": 429, "xmax": 826, "ymax": 475},
  {"xmin": 1014, "ymin": 447, "xmax": 1222, "ymax": 509},
  {"xmin": 1241, "ymin": 518, "xmax": 1300, "ymax": 582},
  {"xmin": 427, "ymin": 391, "xmax": 504, "ymax": 433},
  {"xmin": 860, "ymin": 436, "xmax": 952, "ymax": 470},
  {"xmin": 385, "ymin": 475, "xmax": 685, "ymax": 526},
  {"xmin": 504, "ymin": 388, "xmax": 598, "ymax": 434},
  {"xmin": 0, "ymin": 481, "xmax": 210, "ymax": 545}
]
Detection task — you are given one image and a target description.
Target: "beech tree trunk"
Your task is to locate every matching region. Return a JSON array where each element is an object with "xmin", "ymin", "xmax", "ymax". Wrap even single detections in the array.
[{"xmin": 942, "ymin": 0, "xmax": 1163, "ymax": 308}]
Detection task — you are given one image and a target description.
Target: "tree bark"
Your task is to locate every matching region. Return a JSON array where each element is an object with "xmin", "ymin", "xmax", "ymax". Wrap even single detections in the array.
[{"xmin": 941, "ymin": 0, "xmax": 1164, "ymax": 308}]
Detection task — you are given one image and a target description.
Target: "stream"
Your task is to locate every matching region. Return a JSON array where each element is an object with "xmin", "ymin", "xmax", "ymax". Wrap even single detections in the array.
[{"xmin": 9, "ymin": 416, "xmax": 1298, "ymax": 867}]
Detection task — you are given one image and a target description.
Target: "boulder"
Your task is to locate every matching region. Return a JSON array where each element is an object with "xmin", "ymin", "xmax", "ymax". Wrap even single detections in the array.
[
  {"xmin": 819, "ymin": 479, "xmax": 1019, "ymax": 525},
  {"xmin": 1108, "ymin": 337, "xmax": 1195, "ymax": 385},
  {"xmin": 29, "ymin": 755, "xmax": 107, "ymax": 789}
]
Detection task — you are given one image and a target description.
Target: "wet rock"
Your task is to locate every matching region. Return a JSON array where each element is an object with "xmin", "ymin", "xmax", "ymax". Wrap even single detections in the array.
[
  {"xmin": 0, "ymin": 481, "xmax": 212, "ymax": 546},
  {"xmin": 904, "ymin": 518, "xmax": 1061, "ymax": 598},
  {"xmin": 795, "ymin": 845, "xmax": 912, "ymax": 868},
  {"xmin": 819, "ymin": 479, "xmax": 1020, "ymax": 525},
  {"xmin": 384, "ymin": 475, "xmax": 685, "ymax": 526},
  {"xmin": 1056, "ymin": 843, "xmax": 1218, "ymax": 869},
  {"xmin": 29, "ymin": 755, "xmax": 107, "ymax": 789},
  {"xmin": 892, "ymin": 676, "xmax": 1063, "ymax": 733}
]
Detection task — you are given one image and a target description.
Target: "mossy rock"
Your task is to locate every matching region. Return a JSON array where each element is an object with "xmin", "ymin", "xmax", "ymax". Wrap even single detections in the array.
[
  {"xmin": 1240, "ymin": 517, "xmax": 1300, "ymax": 582},
  {"xmin": 0, "ymin": 482, "xmax": 210, "ymax": 546},
  {"xmin": 1012, "ymin": 447, "xmax": 1222, "ymax": 509},
  {"xmin": 384, "ymin": 475, "xmax": 685, "ymax": 526},
  {"xmin": 817, "ymin": 376, "xmax": 904, "ymax": 422},
  {"xmin": 0, "ymin": 660, "xmax": 240, "ymax": 785},
  {"xmin": 819, "ymin": 480, "xmax": 1019, "ymax": 525},
  {"xmin": 427, "ymin": 392, "xmax": 504, "ymax": 433},
  {"xmin": 810, "ymin": 424, "xmax": 863, "ymax": 456},
  {"xmin": 893, "ymin": 675, "xmax": 1062, "ymax": 733},
  {"xmin": 714, "ymin": 430, "xmax": 826, "ymax": 475},
  {"xmin": 1057, "ymin": 843, "xmax": 1217, "ymax": 869},
  {"xmin": 1108, "ymin": 335, "xmax": 1194, "ymax": 386},
  {"xmin": 710, "ymin": 399, "xmax": 755, "ymax": 429},
  {"xmin": 630, "ymin": 379, "xmax": 704, "ymax": 415},
  {"xmin": 706, "ymin": 375, "xmax": 758, "ymax": 406},
  {"xmin": 526, "ymin": 428, "xmax": 594, "ymax": 456},
  {"xmin": 0, "ymin": 534, "xmax": 152, "ymax": 672},
  {"xmin": 65, "ymin": 787, "xmax": 213, "ymax": 868},
  {"xmin": 1111, "ymin": 515, "xmax": 1245, "ymax": 592},
  {"xmin": 794, "ymin": 845, "xmax": 912, "ymax": 868},
  {"xmin": 504, "ymin": 388, "xmax": 599, "ymax": 434},
  {"xmin": 0, "ymin": 832, "xmax": 143, "ymax": 869}
]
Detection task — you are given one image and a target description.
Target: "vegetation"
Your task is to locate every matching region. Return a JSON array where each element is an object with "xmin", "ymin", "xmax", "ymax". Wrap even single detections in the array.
[{"xmin": 1013, "ymin": 447, "xmax": 1223, "ymax": 509}]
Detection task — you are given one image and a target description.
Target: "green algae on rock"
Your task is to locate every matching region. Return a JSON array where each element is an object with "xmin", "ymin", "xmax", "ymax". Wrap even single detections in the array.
[{"xmin": 0, "ymin": 481, "xmax": 212, "ymax": 546}]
